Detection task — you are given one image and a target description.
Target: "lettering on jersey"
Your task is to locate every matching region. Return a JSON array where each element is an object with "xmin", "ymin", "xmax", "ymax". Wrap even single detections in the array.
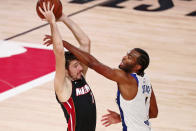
[
  {"xmin": 142, "ymin": 85, "xmax": 151, "ymax": 94},
  {"xmin": 76, "ymin": 84, "xmax": 91, "ymax": 96}
]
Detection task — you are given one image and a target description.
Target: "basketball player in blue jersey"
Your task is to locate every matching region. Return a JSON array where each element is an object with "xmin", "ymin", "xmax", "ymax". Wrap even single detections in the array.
[{"xmin": 39, "ymin": 2, "xmax": 96, "ymax": 131}]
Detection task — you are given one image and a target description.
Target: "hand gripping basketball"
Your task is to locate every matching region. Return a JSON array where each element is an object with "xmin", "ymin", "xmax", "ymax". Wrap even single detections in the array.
[{"xmin": 36, "ymin": 0, "xmax": 63, "ymax": 20}]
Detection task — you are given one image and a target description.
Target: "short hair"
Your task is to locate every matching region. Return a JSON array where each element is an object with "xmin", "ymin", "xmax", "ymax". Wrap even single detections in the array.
[
  {"xmin": 64, "ymin": 51, "xmax": 78, "ymax": 69},
  {"xmin": 134, "ymin": 48, "xmax": 150, "ymax": 76}
]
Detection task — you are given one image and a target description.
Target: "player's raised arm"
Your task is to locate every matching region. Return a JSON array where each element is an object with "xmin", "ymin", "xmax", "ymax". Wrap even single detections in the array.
[
  {"xmin": 58, "ymin": 14, "xmax": 91, "ymax": 76},
  {"xmin": 39, "ymin": 2, "xmax": 69, "ymax": 101},
  {"xmin": 58, "ymin": 14, "xmax": 90, "ymax": 52}
]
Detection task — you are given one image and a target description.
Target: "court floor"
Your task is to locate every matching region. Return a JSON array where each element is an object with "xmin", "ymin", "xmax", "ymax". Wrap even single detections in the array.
[{"xmin": 0, "ymin": 0, "xmax": 196, "ymax": 131}]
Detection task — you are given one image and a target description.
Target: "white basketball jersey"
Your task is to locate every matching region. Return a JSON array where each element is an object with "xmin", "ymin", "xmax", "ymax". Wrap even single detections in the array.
[{"xmin": 116, "ymin": 73, "xmax": 152, "ymax": 131}]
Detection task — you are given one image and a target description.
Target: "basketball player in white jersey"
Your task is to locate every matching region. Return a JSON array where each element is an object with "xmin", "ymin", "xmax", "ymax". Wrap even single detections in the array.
[
  {"xmin": 41, "ymin": 4, "xmax": 158, "ymax": 131},
  {"xmin": 100, "ymin": 51, "xmax": 158, "ymax": 130}
]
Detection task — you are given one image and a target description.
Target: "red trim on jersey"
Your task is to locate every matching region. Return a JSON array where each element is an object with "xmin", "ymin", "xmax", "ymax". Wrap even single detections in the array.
[{"xmin": 63, "ymin": 98, "xmax": 76, "ymax": 131}]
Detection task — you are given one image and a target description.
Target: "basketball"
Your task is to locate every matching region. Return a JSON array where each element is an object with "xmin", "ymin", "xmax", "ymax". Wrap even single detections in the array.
[{"xmin": 36, "ymin": 0, "xmax": 63, "ymax": 20}]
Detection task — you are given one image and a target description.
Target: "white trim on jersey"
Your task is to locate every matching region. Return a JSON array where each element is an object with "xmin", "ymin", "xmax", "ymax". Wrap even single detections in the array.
[
  {"xmin": 67, "ymin": 101, "xmax": 72, "ymax": 109},
  {"xmin": 70, "ymin": 114, "xmax": 73, "ymax": 131}
]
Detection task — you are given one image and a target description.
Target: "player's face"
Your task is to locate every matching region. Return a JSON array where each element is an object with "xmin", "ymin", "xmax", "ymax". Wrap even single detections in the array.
[
  {"xmin": 68, "ymin": 60, "xmax": 83, "ymax": 80},
  {"xmin": 119, "ymin": 49, "xmax": 140, "ymax": 72}
]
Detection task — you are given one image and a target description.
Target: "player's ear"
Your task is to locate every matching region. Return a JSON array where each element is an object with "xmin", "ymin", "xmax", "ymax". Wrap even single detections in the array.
[{"xmin": 136, "ymin": 64, "xmax": 142, "ymax": 71}]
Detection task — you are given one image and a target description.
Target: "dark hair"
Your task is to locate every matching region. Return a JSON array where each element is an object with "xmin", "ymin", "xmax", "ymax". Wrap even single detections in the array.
[
  {"xmin": 134, "ymin": 48, "xmax": 150, "ymax": 76},
  {"xmin": 64, "ymin": 51, "xmax": 78, "ymax": 69}
]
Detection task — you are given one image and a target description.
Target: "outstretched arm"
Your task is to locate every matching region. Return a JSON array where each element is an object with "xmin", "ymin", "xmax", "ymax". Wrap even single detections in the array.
[
  {"xmin": 58, "ymin": 14, "xmax": 91, "ymax": 76},
  {"xmin": 62, "ymin": 40, "xmax": 128, "ymax": 83}
]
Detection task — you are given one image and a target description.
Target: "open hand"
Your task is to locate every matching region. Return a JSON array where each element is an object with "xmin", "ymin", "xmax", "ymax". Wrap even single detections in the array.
[
  {"xmin": 38, "ymin": 1, "xmax": 55, "ymax": 24},
  {"xmin": 101, "ymin": 109, "xmax": 121, "ymax": 127},
  {"xmin": 43, "ymin": 35, "xmax": 53, "ymax": 46}
]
